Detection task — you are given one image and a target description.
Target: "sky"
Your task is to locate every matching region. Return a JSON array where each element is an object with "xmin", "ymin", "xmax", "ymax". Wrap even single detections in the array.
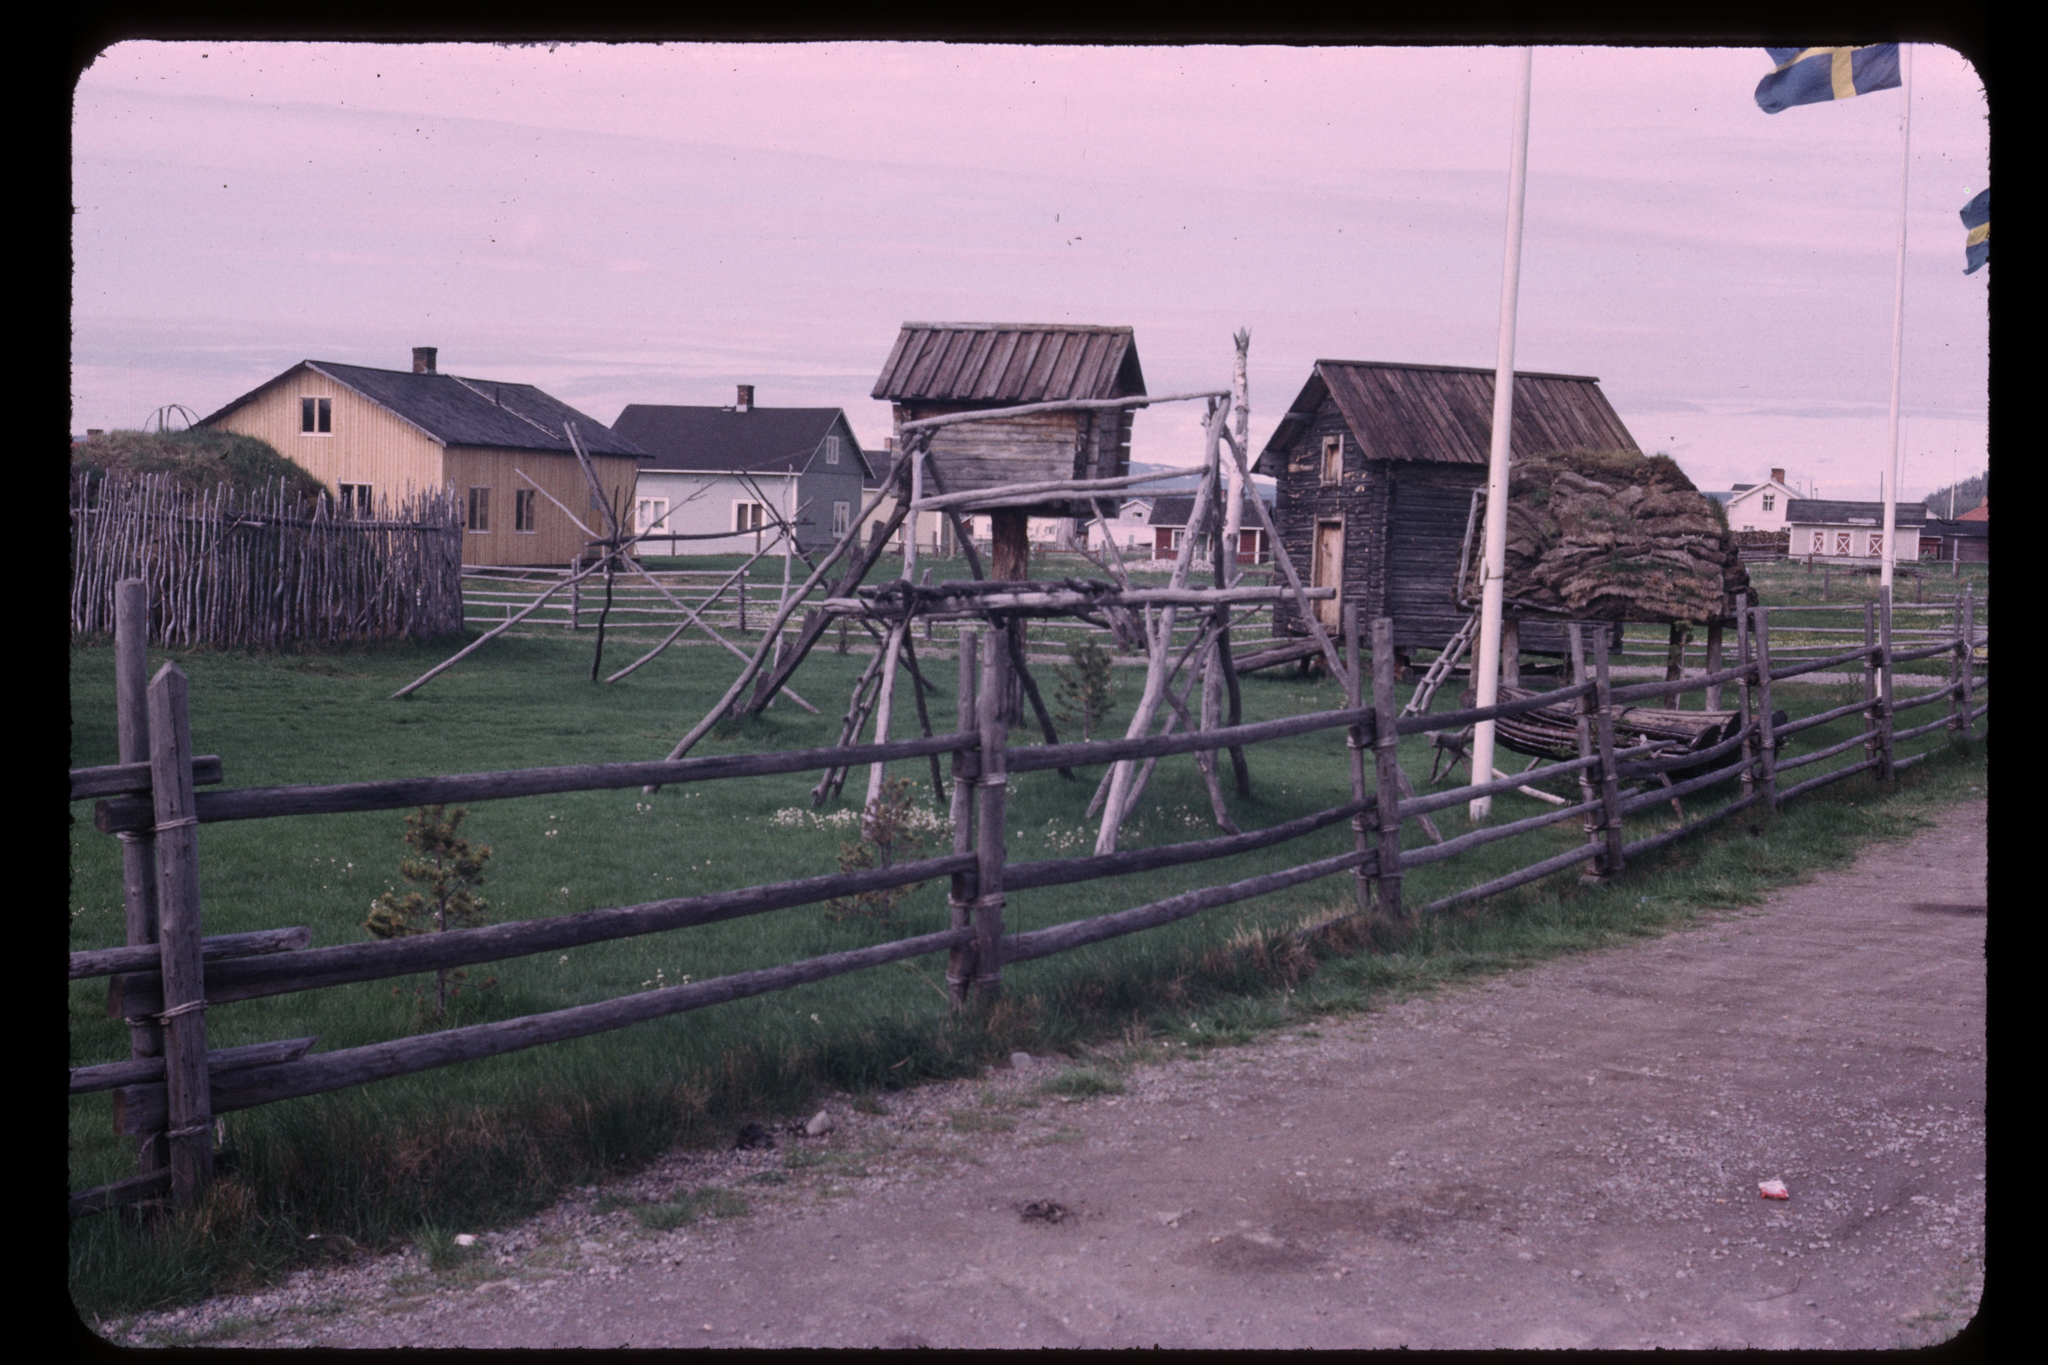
[{"xmin": 70, "ymin": 41, "xmax": 1990, "ymax": 503}]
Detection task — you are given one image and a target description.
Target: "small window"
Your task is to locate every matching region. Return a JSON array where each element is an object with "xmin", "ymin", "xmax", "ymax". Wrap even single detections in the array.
[
  {"xmin": 824, "ymin": 435, "xmax": 841, "ymax": 465},
  {"xmin": 515, "ymin": 489, "xmax": 538, "ymax": 533},
  {"xmin": 832, "ymin": 501, "xmax": 851, "ymax": 537},
  {"xmin": 468, "ymin": 487, "xmax": 491, "ymax": 533},
  {"xmin": 337, "ymin": 483, "xmax": 372, "ymax": 517},
  {"xmin": 635, "ymin": 497, "xmax": 668, "ymax": 537},
  {"xmin": 1867, "ymin": 533, "xmax": 1884, "ymax": 559},
  {"xmin": 300, "ymin": 396, "xmax": 332, "ymax": 434},
  {"xmin": 1761, "ymin": 493, "xmax": 1775, "ymax": 512},
  {"xmin": 1320, "ymin": 435, "xmax": 1343, "ymax": 484},
  {"xmin": 735, "ymin": 502, "xmax": 766, "ymax": 533}
]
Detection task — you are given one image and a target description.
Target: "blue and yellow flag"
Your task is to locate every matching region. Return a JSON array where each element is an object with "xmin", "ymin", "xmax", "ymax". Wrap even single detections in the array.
[
  {"xmin": 1960, "ymin": 189, "xmax": 1989, "ymax": 274},
  {"xmin": 1755, "ymin": 46, "xmax": 1902, "ymax": 114}
]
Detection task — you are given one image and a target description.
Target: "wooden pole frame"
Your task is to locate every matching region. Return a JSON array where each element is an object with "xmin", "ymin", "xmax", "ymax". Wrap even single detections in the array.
[{"xmin": 146, "ymin": 663, "xmax": 213, "ymax": 1206}]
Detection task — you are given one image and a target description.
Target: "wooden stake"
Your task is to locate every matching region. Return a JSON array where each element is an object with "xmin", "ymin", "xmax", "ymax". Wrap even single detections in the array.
[
  {"xmin": 146, "ymin": 664, "xmax": 213, "ymax": 1206},
  {"xmin": 973, "ymin": 634, "xmax": 1009, "ymax": 1002},
  {"xmin": 947, "ymin": 633, "xmax": 980, "ymax": 1006},
  {"xmin": 1369, "ymin": 615, "xmax": 1405, "ymax": 917}
]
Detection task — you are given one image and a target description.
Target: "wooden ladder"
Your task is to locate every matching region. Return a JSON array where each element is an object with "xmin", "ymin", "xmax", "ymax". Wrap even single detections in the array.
[{"xmin": 1401, "ymin": 610, "xmax": 1481, "ymax": 717}]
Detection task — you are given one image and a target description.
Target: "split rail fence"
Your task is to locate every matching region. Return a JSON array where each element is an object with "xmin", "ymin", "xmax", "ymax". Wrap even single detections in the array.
[{"xmin": 69, "ymin": 579, "xmax": 1986, "ymax": 1215}]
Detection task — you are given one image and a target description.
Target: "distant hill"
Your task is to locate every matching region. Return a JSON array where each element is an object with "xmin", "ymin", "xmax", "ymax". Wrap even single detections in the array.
[
  {"xmin": 1921, "ymin": 470, "xmax": 1986, "ymax": 519},
  {"xmin": 1125, "ymin": 462, "xmax": 1275, "ymax": 499}
]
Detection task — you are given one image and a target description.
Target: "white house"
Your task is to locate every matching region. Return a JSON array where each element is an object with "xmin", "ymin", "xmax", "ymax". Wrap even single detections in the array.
[
  {"xmin": 1713, "ymin": 467, "xmax": 1798, "ymax": 533},
  {"xmin": 612, "ymin": 387, "xmax": 874, "ymax": 558},
  {"xmin": 1783, "ymin": 498, "xmax": 1930, "ymax": 566}
]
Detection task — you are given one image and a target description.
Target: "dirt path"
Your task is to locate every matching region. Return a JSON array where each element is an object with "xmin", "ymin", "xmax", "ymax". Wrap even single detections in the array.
[{"xmin": 100, "ymin": 800, "xmax": 1987, "ymax": 1350}]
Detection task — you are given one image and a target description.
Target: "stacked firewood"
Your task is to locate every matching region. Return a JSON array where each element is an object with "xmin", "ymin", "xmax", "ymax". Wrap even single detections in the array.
[{"xmin": 1461, "ymin": 448, "xmax": 1751, "ymax": 623}]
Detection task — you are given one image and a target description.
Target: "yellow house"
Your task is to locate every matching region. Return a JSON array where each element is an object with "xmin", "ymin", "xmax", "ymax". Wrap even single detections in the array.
[{"xmin": 200, "ymin": 347, "xmax": 647, "ymax": 567}]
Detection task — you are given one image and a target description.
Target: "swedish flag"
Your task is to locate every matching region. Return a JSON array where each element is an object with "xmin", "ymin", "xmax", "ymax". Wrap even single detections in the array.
[
  {"xmin": 1960, "ymin": 189, "xmax": 1989, "ymax": 274},
  {"xmin": 1755, "ymin": 45, "xmax": 1902, "ymax": 114}
]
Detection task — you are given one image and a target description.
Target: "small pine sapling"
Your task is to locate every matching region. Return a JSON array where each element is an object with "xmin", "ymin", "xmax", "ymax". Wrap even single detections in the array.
[
  {"xmin": 1052, "ymin": 637, "xmax": 1119, "ymax": 743},
  {"xmin": 365, "ymin": 805, "xmax": 493, "ymax": 1018},
  {"xmin": 824, "ymin": 778, "xmax": 934, "ymax": 927}
]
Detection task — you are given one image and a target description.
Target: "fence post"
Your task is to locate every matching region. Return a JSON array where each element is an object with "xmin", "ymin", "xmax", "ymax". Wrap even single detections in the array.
[
  {"xmin": 1751, "ymin": 604, "xmax": 1779, "ymax": 810},
  {"xmin": 1368, "ymin": 616, "xmax": 1404, "ymax": 917},
  {"xmin": 1862, "ymin": 600, "xmax": 1878, "ymax": 771},
  {"xmin": 1342, "ymin": 608, "xmax": 1372, "ymax": 916},
  {"xmin": 146, "ymin": 663, "xmax": 214, "ymax": 1207},
  {"xmin": 1589, "ymin": 625, "xmax": 1627, "ymax": 877},
  {"xmin": 1566, "ymin": 622, "xmax": 1606, "ymax": 883},
  {"xmin": 1877, "ymin": 584, "xmax": 1895, "ymax": 781},
  {"xmin": 112, "ymin": 580, "xmax": 169, "ymax": 1181},
  {"xmin": 1958, "ymin": 581, "xmax": 1975, "ymax": 738},
  {"xmin": 946, "ymin": 632, "xmax": 980, "ymax": 1008},
  {"xmin": 972, "ymin": 631, "xmax": 1010, "ymax": 1001},
  {"xmin": 738, "ymin": 572, "xmax": 749, "ymax": 635},
  {"xmin": 570, "ymin": 556, "xmax": 582, "ymax": 630},
  {"xmin": 1702, "ymin": 617, "xmax": 1726, "ymax": 712},
  {"xmin": 1731, "ymin": 594, "xmax": 1756, "ymax": 804}
]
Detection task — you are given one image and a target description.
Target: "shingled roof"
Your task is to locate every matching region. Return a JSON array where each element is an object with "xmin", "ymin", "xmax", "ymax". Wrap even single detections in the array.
[
  {"xmin": 612, "ymin": 405, "xmax": 873, "ymax": 478},
  {"xmin": 1255, "ymin": 360, "xmax": 1639, "ymax": 473},
  {"xmin": 872, "ymin": 323, "xmax": 1146, "ymax": 404},
  {"xmin": 201, "ymin": 360, "xmax": 646, "ymax": 457},
  {"xmin": 1784, "ymin": 498, "xmax": 1930, "ymax": 527}
]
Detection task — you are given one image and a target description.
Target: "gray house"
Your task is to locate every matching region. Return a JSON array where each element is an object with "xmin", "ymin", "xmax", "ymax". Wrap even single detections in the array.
[{"xmin": 613, "ymin": 387, "xmax": 874, "ymax": 556}]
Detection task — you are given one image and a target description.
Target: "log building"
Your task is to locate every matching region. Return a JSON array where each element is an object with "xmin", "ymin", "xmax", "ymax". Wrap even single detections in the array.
[
  {"xmin": 1254, "ymin": 359, "xmax": 1642, "ymax": 654},
  {"xmin": 871, "ymin": 322, "xmax": 1146, "ymax": 522}
]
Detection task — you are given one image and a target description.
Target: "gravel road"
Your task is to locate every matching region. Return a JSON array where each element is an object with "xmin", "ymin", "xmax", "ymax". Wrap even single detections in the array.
[{"xmin": 90, "ymin": 799, "xmax": 1987, "ymax": 1350}]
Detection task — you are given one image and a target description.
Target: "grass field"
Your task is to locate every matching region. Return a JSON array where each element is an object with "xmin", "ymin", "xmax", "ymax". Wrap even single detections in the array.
[{"xmin": 68, "ymin": 557, "xmax": 1987, "ymax": 1315}]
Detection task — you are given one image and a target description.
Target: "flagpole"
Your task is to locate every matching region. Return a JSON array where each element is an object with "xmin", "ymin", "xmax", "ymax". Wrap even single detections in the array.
[
  {"xmin": 1469, "ymin": 46, "xmax": 1533, "ymax": 825},
  {"xmin": 1880, "ymin": 45, "xmax": 1912, "ymax": 590}
]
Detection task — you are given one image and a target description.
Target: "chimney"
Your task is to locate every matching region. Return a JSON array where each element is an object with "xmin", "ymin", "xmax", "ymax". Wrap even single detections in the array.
[
  {"xmin": 1770, "ymin": 467, "xmax": 1785, "ymax": 485},
  {"xmin": 413, "ymin": 347, "xmax": 438, "ymax": 374},
  {"xmin": 735, "ymin": 384, "xmax": 754, "ymax": 413}
]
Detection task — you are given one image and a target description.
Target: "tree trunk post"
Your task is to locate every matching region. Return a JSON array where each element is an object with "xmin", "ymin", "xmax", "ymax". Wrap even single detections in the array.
[
  {"xmin": 1590, "ymin": 626, "xmax": 1627, "ymax": 877},
  {"xmin": 989, "ymin": 510, "xmax": 1029, "ymax": 726},
  {"xmin": 1958, "ymin": 581, "xmax": 1975, "ymax": 738},
  {"xmin": 946, "ymin": 633, "xmax": 980, "ymax": 1008},
  {"xmin": 972, "ymin": 633, "xmax": 1010, "ymax": 1002},
  {"xmin": 1862, "ymin": 600, "xmax": 1879, "ymax": 770},
  {"xmin": 1567, "ymin": 622, "xmax": 1607, "ymax": 884},
  {"xmin": 1751, "ymin": 604, "xmax": 1779, "ymax": 810},
  {"xmin": 1877, "ymin": 583, "xmax": 1895, "ymax": 781},
  {"xmin": 1702, "ymin": 617, "xmax": 1726, "ymax": 712},
  {"xmin": 1369, "ymin": 615, "xmax": 1405, "ymax": 917},
  {"xmin": 147, "ymin": 663, "xmax": 214, "ymax": 1207},
  {"xmin": 1342, "ymin": 607, "xmax": 1372, "ymax": 916},
  {"xmin": 113, "ymin": 579, "xmax": 168, "ymax": 1180}
]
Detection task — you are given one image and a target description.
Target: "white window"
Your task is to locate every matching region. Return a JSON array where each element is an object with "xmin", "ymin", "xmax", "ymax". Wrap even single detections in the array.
[
  {"xmin": 337, "ymin": 483, "xmax": 372, "ymax": 517},
  {"xmin": 832, "ymin": 501, "xmax": 851, "ymax": 537},
  {"xmin": 1762, "ymin": 493, "xmax": 1775, "ymax": 512},
  {"xmin": 300, "ymin": 396, "xmax": 332, "ymax": 434},
  {"xmin": 467, "ymin": 487, "xmax": 491, "ymax": 533},
  {"xmin": 734, "ymin": 502, "xmax": 766, "ymax": 533},
  {"xmin": 824, "ymin": 434, "xmax": 841, "ymax": 465},
  {"xmin": 636, "ymin": 497, "xmax": 669, "ymax": 536}
]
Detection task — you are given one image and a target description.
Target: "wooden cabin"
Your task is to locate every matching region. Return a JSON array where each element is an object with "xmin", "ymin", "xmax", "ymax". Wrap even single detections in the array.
[
  {"xmin": 871, "ymin": 322, "xmax": 1146, "ymax": 527},
  {"xmin": 201, "ymin": 347, "xmax": 647, "ymax": 567},
  {"xmin": 1254, "ymin": 360, "xmax": 1642, "ymax": 655}
]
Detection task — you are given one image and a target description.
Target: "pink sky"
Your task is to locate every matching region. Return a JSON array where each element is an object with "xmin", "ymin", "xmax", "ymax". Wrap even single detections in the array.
[{"xmin": 71, "ymin": 42, "xmax": 1988, "ymax": 501}]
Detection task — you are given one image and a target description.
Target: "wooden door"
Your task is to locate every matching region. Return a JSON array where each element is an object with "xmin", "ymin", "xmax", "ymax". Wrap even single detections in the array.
[{"xmin": 1312, "ymin": 520, "xmax": 1344, "ymax": 629}]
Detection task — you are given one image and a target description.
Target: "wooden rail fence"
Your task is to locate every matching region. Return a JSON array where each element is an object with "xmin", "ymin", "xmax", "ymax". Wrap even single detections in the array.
[{"xmin": 69, "ymin": 580, "xmax": 1987, "ymax": 1214}]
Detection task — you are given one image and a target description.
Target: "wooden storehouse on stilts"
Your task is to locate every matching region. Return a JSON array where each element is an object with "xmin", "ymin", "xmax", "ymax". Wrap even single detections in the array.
[
  {"xmin": 1254, "ymin": 359, "xmax": 1643, "ymax": 662},
  {"xmin": 871, "ymin": 323, "xmax": 1147, "ymax": 578}
]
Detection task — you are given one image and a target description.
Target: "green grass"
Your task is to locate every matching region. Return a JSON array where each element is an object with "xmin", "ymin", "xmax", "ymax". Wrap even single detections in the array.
[{"xmin": 68, "ymin": 599, "xmax": 1986, "ymax": 1317}]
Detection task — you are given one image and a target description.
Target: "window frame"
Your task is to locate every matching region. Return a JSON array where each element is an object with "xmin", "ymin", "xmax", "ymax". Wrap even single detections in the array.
[
  {"xmin": 831, "ymin": 500, "xmax": 851, "ymax": 537},
  {"xmin": 336, "ymin": 483, "xmax": 372, "ymax": 518},
  {"xmin": 300, "ymin": 396, "xmax": 333, "ymax": 435},
  {"xmin": 824, "ymin": 434, "xmax": 841, "ymax": 465},
  {"xmin": 467, "ymin": 487, "xmax": 492, "ymax": 534},
  {"xmin": 1319, "ymin": 434, "xmax": 1344, "ymax": 485},
  {"xmin": 515, "ymin": 488, "xmax": 539, "ymax": 534}
]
